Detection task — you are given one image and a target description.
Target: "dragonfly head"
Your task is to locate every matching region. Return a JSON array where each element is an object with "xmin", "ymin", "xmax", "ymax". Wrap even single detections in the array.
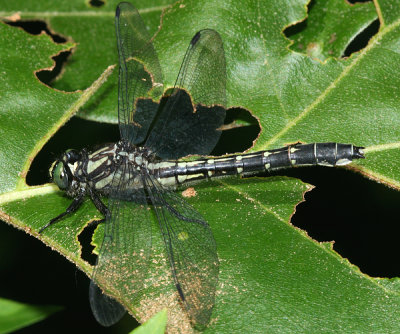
[{"xmin": 50, "ymin": 149, "xmax": 82, "ymax": 191}]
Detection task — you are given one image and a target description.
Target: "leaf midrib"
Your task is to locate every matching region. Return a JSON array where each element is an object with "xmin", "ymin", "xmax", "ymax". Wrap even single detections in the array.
[{"xmin": 0, "ymin": 6, "xmax": 166, "ymax": 18}]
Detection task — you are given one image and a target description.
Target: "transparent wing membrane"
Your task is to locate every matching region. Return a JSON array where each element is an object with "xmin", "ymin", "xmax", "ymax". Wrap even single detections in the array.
[
  {"xmin": 144, "ymin": 175, "xmax": 219, "ymax": 327},
  {"xmin": 116, "ymin": 2, "xmax": 163, "ymax": 144},
  {"xmin": 146, "ymin": 29, "xmax": 227, "ymax": 159},
  {"xmin": 90, "ymin": 159, "xmax": 153, "ymax": 326},
  {"xmin": 174, "ymin": 29, "xmax": 227, "ymax": 107},
  {"xmin": 147, "ymin": 89, "xmax": 226, "ymax": 159}
]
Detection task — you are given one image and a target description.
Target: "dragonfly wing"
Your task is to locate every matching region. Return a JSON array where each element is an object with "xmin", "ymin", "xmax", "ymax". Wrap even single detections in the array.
[
  {"xmin": 90, "ymin": 159, "xmax": 153, "ymax": 326},
  {"xmin": 146, "ymin": 29, "xmax": 227, "ymax": 159},
  {"xmin": 115, "ymin": 2, "xmax": 163, "ymax": 145},
  {"xmin": 144, "ymin": 174, "xmax": 219, "ymax": 327},
  {"xmin": 173, "ymin": 29, "xmax": 227, "ymax": 107}
]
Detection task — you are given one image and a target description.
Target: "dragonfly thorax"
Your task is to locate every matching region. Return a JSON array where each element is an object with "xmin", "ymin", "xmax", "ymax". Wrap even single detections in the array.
[
  {"xmin": 51, "ymin": 141, "xmax": 157, "ymax": 199},
  {"xmin": 113, "ymin": 140, "xmax": 152, "ymax": 169}
]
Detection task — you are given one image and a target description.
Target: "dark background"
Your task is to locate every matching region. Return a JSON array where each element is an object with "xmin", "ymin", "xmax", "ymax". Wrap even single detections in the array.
[{"xmin": 2, "ymin": 0, "xmax": 399, "ymax": 333}]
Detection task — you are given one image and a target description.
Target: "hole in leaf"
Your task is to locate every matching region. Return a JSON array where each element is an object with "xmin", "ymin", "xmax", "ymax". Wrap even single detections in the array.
[
  {"xmin": 78, "ymin": 221, "xmax": 100, "ymax": 266},
  {"xmin": 284, "ymin": 0, "xmax": 379, "ymax": 59},
  {"xmin": 342, "ymin": 19, "xmax": 379, "ymax": 58},
  {"xmin": 274, "ymin": 167, "xmax": 400, "ymax": 278},
  {"xmin": 6, "ymin": 20, "xmax": 66, "ymax": 43},
  {"xmin": 284, "ymin": 0, "xmax": 315, "ymax": 38},
  {"xmin": 89, "ymin": 0, "xmax": 105, "ymax": 7},
  {"xmin": 212, "ymin": 107, "xmax": 260, "ymax": 155},
  {"xmin": 347, "ymin": 0, "xmax": 372, "ymax": 3},
  {"xmin": 36, "ymin": 51, "xmax": 72, "ymax": 86},
  {"xmin": 5, "ymin": 19, "xmax": 71, "ymax": 86}
]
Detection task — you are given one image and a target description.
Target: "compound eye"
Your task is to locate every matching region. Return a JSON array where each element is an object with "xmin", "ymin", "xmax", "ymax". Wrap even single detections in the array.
[{"xmin": 52, "ymin": 161, "xmax": 69, "ymax": 190}]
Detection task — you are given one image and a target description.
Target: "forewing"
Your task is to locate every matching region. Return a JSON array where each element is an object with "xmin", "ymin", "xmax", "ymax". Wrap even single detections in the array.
[
  {"xmin": 115, "ymin": 2, "xmax": 163, "ymax": 144},
  {"xmin": 90, "ymin": 159, "xmax": 153, "ymax": 326},
  {"xmin": 146, "ymin": 29, "xmax": 227, "ymax": 159},
  {"xmin": 173, "ymin": 29, "xmax": 226, "ymax": 107},
  {"xmin": 144, "ymin": 175, "xmax": 219, "ymax": 328}
]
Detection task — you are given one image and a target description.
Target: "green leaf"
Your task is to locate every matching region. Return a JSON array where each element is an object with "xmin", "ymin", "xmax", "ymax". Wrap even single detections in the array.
[
  {"xmin": 130, "ymin": 309, "xmax": 167, "ymax": 334},
  {"xmin": 0, "ymin": 297, "xmax": 62, "ymax": 334},
  {"xmin": 288, "ymin": 0, "xmax": 377, "ymax": 61},
  {"xmin": 0, "ymin": 22, "xmax": 76, "ymax": 194},
  {"xmin": 1, "ymin": 0, "xmax": 400, "ymax": 333},
  {"xmin": 1, "ymin": 0, "xmax": 175, "ymax": 123}
]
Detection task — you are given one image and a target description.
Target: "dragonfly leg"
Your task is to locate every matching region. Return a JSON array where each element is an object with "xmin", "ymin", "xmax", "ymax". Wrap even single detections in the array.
[
  {"xmin": 39, "ymin": 193, "xmax": 85, "ymax": 234},
  {"xmin": 88, "ymin": 188, "xmax": 110, "ymax": 219}
]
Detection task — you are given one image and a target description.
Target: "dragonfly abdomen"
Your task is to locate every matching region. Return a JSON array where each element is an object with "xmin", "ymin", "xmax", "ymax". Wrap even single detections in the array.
[
  {"xmin": 263, "ymin": 142, "xmax": 364, "ymax": 169},
  {"xmin": 156, "ymin": 143, "xmax": 364, "ymax": 186}
]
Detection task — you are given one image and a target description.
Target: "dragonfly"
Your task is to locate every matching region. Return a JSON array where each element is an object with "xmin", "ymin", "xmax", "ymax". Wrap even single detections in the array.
[{"xmin": 39, "ymin": 1, "xmax": 365, "ymax": 329}]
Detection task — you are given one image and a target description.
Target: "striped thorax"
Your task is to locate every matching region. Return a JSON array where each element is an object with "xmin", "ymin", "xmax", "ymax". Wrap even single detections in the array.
[{"xmin": 51, "ymin": 141, "xmax": 151, "ymax": 198}]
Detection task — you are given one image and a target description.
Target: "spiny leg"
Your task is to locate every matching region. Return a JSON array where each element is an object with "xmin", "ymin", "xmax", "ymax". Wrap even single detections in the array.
[
  {"xmin": 82, "ymin": 189, "xmax": 111, "ymax": 231},
  {"xmin": 88, "ymin": 188, "xmax": 110, "ymax": 219},
  {"xmin": 39, "ymin": 194, "xmax": 85, "ymax": 234}
]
